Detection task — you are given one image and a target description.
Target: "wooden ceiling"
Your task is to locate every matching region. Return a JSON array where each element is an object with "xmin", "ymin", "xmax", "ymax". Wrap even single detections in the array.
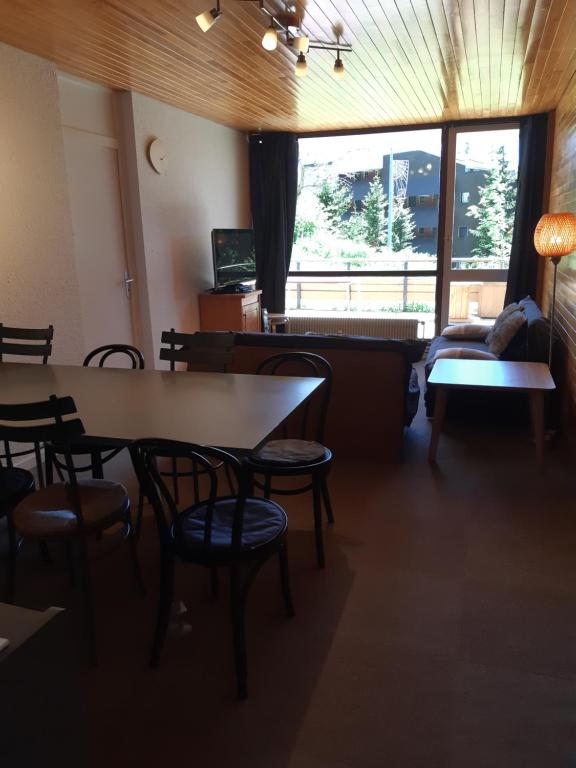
[{"xmin": 0, "ymin": 0, "xmax": 575, "ymax": 132}]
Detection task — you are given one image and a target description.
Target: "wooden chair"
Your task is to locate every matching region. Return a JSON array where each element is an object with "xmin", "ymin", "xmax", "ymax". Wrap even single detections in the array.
[
  {"xmin": 45, "ymin": 344, "xmax": 146, "ymax": 532},
  {"xmin": 2, "ymin": 395, "xmax": 143, "ymax": 662},
  {"xmin": 159, "ymin": 329, "xmax": 235, "ymax": 373},
  {"xmin": 0, "ymin": 467, "xmax": 35, "ymax": 600},
  {"xmin": 130, "ymin": 437, "xmax": 293, "ymax": 700},
  {"xmin": 244, "ymin": 352, "xmax": 334, "ymax": 568},
  {"xmin": 158, "ymin": 330, "xmax": 236, "ymax": 505},
  {"xmin": 0, "ymin": 324, "xmax": 54, "ymax": 486}
]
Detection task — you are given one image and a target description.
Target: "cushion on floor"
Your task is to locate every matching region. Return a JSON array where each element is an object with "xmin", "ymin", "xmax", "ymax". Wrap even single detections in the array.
[
  {"xmin": 178, "ymin": 497, "xmax": 287, "ymax": 552},
  {"xmin": 12, "ymin": 478, "xmax": 129, "ymax": 537},
  {"xmin": 253, "ymin": 439, "xmax": 329, "ymax": 464}
]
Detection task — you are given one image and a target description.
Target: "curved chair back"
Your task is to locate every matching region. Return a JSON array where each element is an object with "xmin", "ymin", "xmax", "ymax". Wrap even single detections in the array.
[
  {"xmin": 0, "ymin": 324, "xmax": 53, "ymax": 364},
  {"xmin": 83, "ymin": 344, "xmax": 145, "ymax": 369},
  {"xmin": 130, "ymin": 438, "xmax": 248, "ymax": 554},
  {"xmin": 255, "ymin": 352, "xmax": 333, "ymax": 444}
]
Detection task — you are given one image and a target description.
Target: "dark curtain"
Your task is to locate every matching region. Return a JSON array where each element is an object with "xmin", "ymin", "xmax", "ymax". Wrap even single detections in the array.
[
  {"xmin": 505, "ymin": 113, "xmax": 549, "ymax": 304},
  {"xmin": 249, "ymin": 132, "xmax": 299, "ymax": 313}
]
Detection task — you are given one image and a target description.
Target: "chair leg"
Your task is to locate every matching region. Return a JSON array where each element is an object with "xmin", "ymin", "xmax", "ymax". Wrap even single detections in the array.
[
  {"xmin": 77, "ymin": 538, "xmax": 97, "ymax": 666},
  {"xmin": 45, "ymin": 445, "xmax": 54, "ymax": 486},
  {"xmin": 92, "ymin": 451, "xmax": 104, "ymax": 480},
  {"xmin": 6, "ymin": 515, "xmax": 17, "ymax": 604},
  {"xmin": 33, "ymin": 442, "xmax": 45, "ymax": 488},
  {"xmin": 151, "ymin": 551, "xmax": 175, "ymax": 668},
  {"xmin": 210, "ymin": 566, "xmax": 219, "ymax": 599},
  {"xmin": 65, "ymin": 542, "xmax": 75, "ymax": 588},
  {"xmin": 127, "ymin": 518, "xmax": 145, "ymax": 596},
  {"xmin": 135, "ymin": 487, "xmax": 145, "ymax": 540},
  {"xmin": 264, "ymin": 474, "xmax": 272, "ymax": 500},
  {"xmin": 229, "ymin": 566, "xmax": 248, "ymax": 700},
  {"xmin": 278, "ymin": 541, "xmax": 295, "ymax": 617},
  {"xmin": 39, "ymin": 540, "xmax": 53, "ymax": 566},
  {"xmin": 171, "ymin": 457, "xmax": 180, "ymax": 505},
  {"xmin": 312, "ymin": 478, "xmax": 325, "ymax": 569},
  {"xmin": 321, "ymin": 476, "xmax": 334, "ymax": 525}
]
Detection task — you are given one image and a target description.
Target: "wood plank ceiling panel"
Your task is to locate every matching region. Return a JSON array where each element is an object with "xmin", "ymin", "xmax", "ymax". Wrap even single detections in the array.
[{"xmin": 0, "ymin": 0, "xmax": 575, "ymax": 132}]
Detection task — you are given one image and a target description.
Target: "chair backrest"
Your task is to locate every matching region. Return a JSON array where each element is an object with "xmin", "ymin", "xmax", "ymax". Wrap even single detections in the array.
[
  {"xmin": 129, "ymin": 438, "xmax": 247, "ymax": 553},
  {"xmin": 160, "ymin": 330, "xmax": 235, "ymax": 373},
  {"xmin": 255, "ymin": 351, "xmax": 333, "ymax": 444},
  {"xmin": 0, "ymin": 396, "xmax": 87, "ymax": 520},
  {"xmin": 0, "ymin": 324, "xmax": 53, "ymax": 364},
  {"xmin": 83, "ymin": 344, "xmax": 145, "ymax": 369}
]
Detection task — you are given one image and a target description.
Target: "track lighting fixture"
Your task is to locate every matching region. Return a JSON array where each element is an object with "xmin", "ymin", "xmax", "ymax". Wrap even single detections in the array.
[
  {"xmin": 194, "ymin": 1, "xmax": 351, "ymax": 79},
  {"xmin": 196, "ymin": 1, "xmax": 221, "ymax": 33},
  {"xmin": 295, "ymin": 52, "xmax": 308, "ymax": 77}
]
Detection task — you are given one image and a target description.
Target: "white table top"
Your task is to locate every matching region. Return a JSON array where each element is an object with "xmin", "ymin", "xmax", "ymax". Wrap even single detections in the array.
[
  {"xmin": 428, "ymin": 359, "xmax": 556, "ymax": 392},
  {"xmin": 0, "ymin": 363, "xmax": 323, "ymax": 450}
]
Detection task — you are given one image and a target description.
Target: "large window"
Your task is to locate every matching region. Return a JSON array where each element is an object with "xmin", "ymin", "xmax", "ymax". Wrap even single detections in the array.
[{"xmin": 289, "ymin": 124, "xmax": 520, "ymax": 337}]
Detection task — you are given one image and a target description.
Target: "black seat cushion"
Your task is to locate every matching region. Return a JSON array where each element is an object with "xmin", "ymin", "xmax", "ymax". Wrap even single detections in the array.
[
  {"xmin": 252, "ymin": 439, "xmax": 329, "ymax": 465},
  {"xmin": 0, "ymin": 467, "xmax": 35, "ymax": 513},
  {"xmin": 177, "ymin": 497, "xmax": 287, "ymax": 553}
]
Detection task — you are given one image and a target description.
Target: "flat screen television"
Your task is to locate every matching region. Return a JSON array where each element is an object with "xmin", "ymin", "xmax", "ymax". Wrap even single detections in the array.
[{"xmin": 212, "ymin": 229, "xmax": 256, "ymax": 289}]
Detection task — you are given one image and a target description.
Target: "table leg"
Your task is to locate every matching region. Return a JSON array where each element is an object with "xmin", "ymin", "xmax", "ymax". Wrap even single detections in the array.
[
  {"xmin": 529, "ymin": 390, "xmax": 545, "ymax": 466},
  {"xmin": 428, "ymin": 386, "xmax": 448, "ymax": 464}
]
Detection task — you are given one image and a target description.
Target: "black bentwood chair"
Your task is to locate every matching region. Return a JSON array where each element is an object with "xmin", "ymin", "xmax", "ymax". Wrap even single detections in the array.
[
  {"xmin": 130, "ymin": 438, "xmax": 294, "ymax": 700},
  {"xmin": 158, "ymin": 330, "xmax": 236, "ymax": 503},
  {"xmin": 0, "ymin": 466, "xmax": 35, "ymax": 600},
  {"xmin": 45, "ymin": 344, "xmax": 146, "ymax": 531},
  {"xmin": 245, "ymin": 352, "xmax": 334, "ymax": 568},
  {"xmin": 1, "ymin": 395, "xmax": 143, "ymax": 662},
  {"xmin": 0, "ymin": 323, "xmax": 54, "ymax": 486}
]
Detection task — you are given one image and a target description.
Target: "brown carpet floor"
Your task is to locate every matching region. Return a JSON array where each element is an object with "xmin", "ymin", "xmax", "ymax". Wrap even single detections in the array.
[{"xmin": 2, "ymin": 367, "xmax": 575, "ymax": 767}]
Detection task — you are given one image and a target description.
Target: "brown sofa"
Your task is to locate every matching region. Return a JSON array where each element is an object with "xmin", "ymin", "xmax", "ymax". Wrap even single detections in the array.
[{"xmin": 204, "ymin": 332, "xmax": 425, "ymax": 461}]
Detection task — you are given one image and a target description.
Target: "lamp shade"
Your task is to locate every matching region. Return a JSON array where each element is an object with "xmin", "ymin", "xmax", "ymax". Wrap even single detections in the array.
[
  {"xmin": 293, "ymin": 35, "xmax": 309, "ymax": 53},
  {"xmin": 534, "ymin": 212, "xmax": 576, "ymax": 258},
  {"xmin": 333, "ymin": 57, "xmax": 345, "ymax": 80},
  {"xmin": 196, "ymin": 8, "xmax": 221, "ymax": 32},
  {"xmin": 262, "ymin": 25, "xmax": 278, "ymax": 51},
  {"xmin": 295, "ymin": 52, "xmax": 308, "ymax": 77}
]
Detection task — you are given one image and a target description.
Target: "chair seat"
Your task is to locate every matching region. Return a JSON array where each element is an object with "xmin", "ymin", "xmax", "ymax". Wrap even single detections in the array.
[
  {"xmin": 177, "ymin": 497, "xmax": 287, "ymax": 554},
  {"xmin": 12, "ymin": 479, "xmax": 129, "ymax": 538},
  {"xmin": 252, "ymin": 439, "xmax": 330, "ymax": 465},
  {"xmin": 0, "ymin": 468, "xmax": 35, "ymax": 513}
]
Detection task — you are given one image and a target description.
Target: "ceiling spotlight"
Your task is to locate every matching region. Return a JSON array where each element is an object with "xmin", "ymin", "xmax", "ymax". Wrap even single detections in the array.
[
  {"xmin": 295, "ymin": 52, "xmax": 308, "ymax": 77},
  {"xmin": 262, "ymin": 20, "xmax": 278, "ymax": 51},
  {"xmin": 333, "ymin": 56, "xmax": 345, "ymax": 80},
  {"xmin": 196, "ymin": 2, "xmax": 221, "ymax": 33},
  {"xmin": 293, "ymin": 35, "xmax": 309, "ymax": 54}
]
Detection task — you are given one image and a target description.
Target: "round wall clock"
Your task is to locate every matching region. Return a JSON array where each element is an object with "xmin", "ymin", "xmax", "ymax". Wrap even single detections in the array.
[{"xmin": 148, "ymin": 138, "xmax": 167, "ymax": 174}]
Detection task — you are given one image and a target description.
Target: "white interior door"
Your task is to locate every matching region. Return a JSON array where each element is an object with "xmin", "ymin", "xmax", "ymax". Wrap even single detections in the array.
[{"xmin": 63, "ymin": 127, "xmax": 137, "ymax": 356}]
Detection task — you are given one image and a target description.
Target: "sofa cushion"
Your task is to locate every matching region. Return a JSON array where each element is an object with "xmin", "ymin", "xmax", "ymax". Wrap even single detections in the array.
[
  {"xmin": 441, "ymin": 323, "xmax": 491, "ymax": 340},
  {"xmin": 487, "ymin": 309, "xmax": 527, "ymax": 356},
  {"xmin": 432, "ymin": 347, "xmax": 498, "ymax": 362}
]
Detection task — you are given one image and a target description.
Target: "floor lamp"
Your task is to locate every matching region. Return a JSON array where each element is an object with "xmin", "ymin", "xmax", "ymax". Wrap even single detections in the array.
[{"xmin": 533, "ymin": 212, "xmax": 576, "ymax": 369}]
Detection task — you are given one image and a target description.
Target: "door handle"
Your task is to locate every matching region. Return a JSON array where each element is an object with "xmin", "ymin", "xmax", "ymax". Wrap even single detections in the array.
[{"xmin": 123, "ymin": 270, "xmax": 135, "ymax": 299}]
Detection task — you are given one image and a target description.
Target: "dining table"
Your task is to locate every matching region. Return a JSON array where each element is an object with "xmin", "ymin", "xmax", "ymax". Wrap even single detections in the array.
[{"xmin": 0, "ymin": 362, "xmax": 324, "ymax": 451}]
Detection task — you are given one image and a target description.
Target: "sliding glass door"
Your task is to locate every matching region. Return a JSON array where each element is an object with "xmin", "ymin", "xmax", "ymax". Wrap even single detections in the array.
[
  {"xmin": 439, "ymin": 125, "xmax": 520, "ymax": 329},
  {"xmin": 290, "ymin": 122, "xmax": 520, "ymax": 336}
]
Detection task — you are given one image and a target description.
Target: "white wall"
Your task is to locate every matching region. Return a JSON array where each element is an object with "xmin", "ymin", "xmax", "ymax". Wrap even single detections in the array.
[
  {"xmin": 121, "ymin": 91, "xmax": 250, "ymax": 364},
  {"xmin": 0, "ymin": 44, "xmax": 84, "ymax": 364}
]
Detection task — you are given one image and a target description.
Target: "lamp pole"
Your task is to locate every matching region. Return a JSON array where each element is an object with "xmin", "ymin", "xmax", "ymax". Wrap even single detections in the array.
[{"xmin": 548, "ymin": 256, "xmax": 560, "ymax": 370}]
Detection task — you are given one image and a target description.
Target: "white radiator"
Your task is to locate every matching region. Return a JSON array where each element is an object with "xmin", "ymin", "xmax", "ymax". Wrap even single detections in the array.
[{"xmin": 286, "ymin": 314, "xmax": 420, "ymax": 339}]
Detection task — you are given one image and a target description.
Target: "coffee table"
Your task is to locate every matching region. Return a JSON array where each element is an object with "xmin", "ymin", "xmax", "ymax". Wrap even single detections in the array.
[{"xmin": 427, "ymin": 359, "xmax": 556, "ymax": 465}]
